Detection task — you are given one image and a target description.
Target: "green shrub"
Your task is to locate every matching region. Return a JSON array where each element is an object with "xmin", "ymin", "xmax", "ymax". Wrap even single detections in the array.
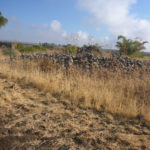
[
  {"xmin": 19, "ymin": 45, "xmax": 46, "ymax": 54},
  {"xmin": 3, "ymin": 48, "xmax": 16, "ymax": 59},
  {"xmin": 63, "ymin": 45, "xmax": 78, "ymax": 54},
  {"xmin": 116, "ymin": 35, "xmax": 148, "ymax": 55},
  {"xmin": 32, "ymin": 45, "xmax": 46, "ymax": 51},
  {"xmin": 130, "ymin": 52, "xmax": 147, "ymax": 59},
  {"xmin": 78, "ymin": 44, "xmax": 102, "ymax": 56},
  {"xmin": 42, "ymin": 43, "xmax": 56, "ymax": 49},
  {"xmin": 19, "ymin": 46, "xmax": 35, "ymax": 53},
  {"xmin": 16, "ymin": 43, "xmax": 24, "ymax": 50}
]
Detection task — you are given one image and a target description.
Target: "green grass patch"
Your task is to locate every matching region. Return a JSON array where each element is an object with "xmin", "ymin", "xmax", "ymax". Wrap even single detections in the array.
[
  {"xmin": 129, "ymin": 52, "xmax": 147, "ymax": 59},
  {"xmin": 19, "ymin": 45, "xmax": 46, "ymax": 54}
]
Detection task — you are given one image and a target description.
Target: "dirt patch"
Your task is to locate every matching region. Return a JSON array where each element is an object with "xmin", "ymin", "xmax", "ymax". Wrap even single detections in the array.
[{"xmin": 0, "ymin": 77, "xmax": 150, "ymax": 150}]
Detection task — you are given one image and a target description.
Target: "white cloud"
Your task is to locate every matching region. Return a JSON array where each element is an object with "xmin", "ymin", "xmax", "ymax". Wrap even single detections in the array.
[
  {"xmin": 0, "ymin": 18, "xmax": 67, "ymax": 44},
  {"xmin": 31, "ymin": 23, "xmax": 38, "ymax": 28},
  {"xmin": 77, "ymin": 31, "xmax": 89, "ymax": 40},
  {"xmin": 68, "ymin": 31, "xmax": 94, "ymax": 46},
  {"xmin": 78, "ymin": 0, "xmax": 150, "ymax": 50},
  {"xmin": 96, "ymin": 27, "xmax": 101, "ymax": 32},
  {"xmin": 9, "ymin": 16, "xmax": 18, "ymax": 21},
  {"xmin": 62, "ymin": 31, "xmax": 67, "ymax": 38},
  {"xmin": 0, "ymin": 17, "xmax": 110, "ymax": 47},
  {"xmin": 0, "ymin": 16, "xmax": 24, "ymax": 42},
  {"xmin": 50, "ymin": 20, "xmax": 62, "ymax": 32},
  {"xmin": 42, "ymin": 23, "xmax": 49, "ymax": 28}
]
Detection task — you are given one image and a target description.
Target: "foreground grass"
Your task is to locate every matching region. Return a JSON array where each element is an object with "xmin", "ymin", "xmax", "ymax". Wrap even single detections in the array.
[{"xmin": 0, "ymin": 59, "xmax": 150, "ymax": 121}]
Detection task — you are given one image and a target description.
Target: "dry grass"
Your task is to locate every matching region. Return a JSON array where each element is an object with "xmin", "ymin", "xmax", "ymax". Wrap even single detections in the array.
[{"xmin": 0, "ymin": 58, "xmax": 150, "ymax": 121}]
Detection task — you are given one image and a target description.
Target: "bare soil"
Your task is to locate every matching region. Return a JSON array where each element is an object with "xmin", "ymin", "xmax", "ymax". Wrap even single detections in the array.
[{"xmin": 0, "ymin": 76, "xmax": 150, "ymax": 150}]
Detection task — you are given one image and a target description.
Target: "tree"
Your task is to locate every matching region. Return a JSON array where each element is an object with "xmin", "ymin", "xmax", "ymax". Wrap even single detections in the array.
[
  {"xmin": 0, "ymin": 11, "xmax": 8, "ymax": 28},
  {"xmin": 116, "ymin": 35, "xmax": 148, "ymax": 55}
]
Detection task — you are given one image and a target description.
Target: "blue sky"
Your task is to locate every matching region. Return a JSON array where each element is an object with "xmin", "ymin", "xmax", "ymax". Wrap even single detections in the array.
[{"xmin": 0, "ymin": 0, "xmax": 150, "ymax": 50}]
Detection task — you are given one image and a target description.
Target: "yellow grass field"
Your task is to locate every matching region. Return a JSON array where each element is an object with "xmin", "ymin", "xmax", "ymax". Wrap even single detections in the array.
[
  {"xmin": 1, "ymin": 52, "xmax": 150, "ymax": 149},
  {"xmin": 0, "ymin": 58, "xmax": 150, "ymax": 121}
]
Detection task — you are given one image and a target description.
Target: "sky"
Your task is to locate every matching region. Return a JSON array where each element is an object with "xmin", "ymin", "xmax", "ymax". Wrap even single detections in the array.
[{"xmin": 0, "ymin": 0, "xmax": 150, "ymax": 50}]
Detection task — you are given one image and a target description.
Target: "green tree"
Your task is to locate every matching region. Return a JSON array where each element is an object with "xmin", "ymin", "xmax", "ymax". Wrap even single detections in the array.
[
  {"xmin": 0, "ymin": 11, "xmax": 8, "ymax": 28},
  {"xmin": 116, "ymin": 35, "xmax": 148, "ymax": 55}
]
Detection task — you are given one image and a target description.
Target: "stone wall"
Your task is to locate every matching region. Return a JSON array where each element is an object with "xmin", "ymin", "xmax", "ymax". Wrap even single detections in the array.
[{"xmin": 17, "ymin": 52, "xmax": 150, "ymax": 73}]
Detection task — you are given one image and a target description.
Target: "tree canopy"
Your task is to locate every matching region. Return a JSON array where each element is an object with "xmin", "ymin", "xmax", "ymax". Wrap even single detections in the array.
[
  {"xmin": 116, "ymin": 35, "xmax": 148, "ymax": 55},
  {"xmin": 0, "ymin": 11, "xmax": 8, "ymax": 28}
]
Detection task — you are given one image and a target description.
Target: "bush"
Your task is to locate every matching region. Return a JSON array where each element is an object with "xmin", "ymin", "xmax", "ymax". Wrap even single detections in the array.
[
  {"xmin": 116, "ymin": 35, "xmax": 148, "ymax": 55},
  {"xmin": 3, "ymin": 48, "xmax": 16, "ymax": 59},
  {"xmin": 19, "ymin": 46, "xmax": 35, "ymax": 53},
  {"xmin": 78, "ymin": 44, "xmax": 102, "ymax": 55},
  {"xmin": 42, "ymin": 43, "xmax": 56, "ymax": 49},
  {"xmin": 32, "ymin": 45, "xmax": 46, "ymax": 51},
  {"xmin": 19, "ymin": 45, "xmax": 46, "ymax": 54},
  {"xmin": 129, "ymin": 52, "xmax": 150, "ymax": 59},
  {"xmin": 63, "ymin": 45, "xmax": 78, "ymax": 54},
  {"xmin": 16, "ymin": 43, "xmax": 24, "ymax": 50}
]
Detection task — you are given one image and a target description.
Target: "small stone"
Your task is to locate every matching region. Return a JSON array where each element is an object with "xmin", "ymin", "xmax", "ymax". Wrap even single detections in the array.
[{"xmin": 136, "ymin": 114, "xmax": 144, "ymax": 121}]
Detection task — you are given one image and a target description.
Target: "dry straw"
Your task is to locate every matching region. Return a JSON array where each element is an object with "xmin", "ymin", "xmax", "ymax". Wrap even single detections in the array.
[{"xmin": 0, "ymin": 58, "xmax": 150, "ymax": 121}]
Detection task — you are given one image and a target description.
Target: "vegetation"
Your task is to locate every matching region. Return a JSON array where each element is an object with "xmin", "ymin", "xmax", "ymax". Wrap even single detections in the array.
[
  {"xmin": 1, "ymin": 61, "xmax": 150, "ymax": 149},
  {"xmin": 17, "ymin": 44, "xmax": 46, "ymax": 54},
  {"xmin": 93, "ymin": 43, "xmax": 102, "ymax": 51},
  {"xmin": 63, "ymin": 45, "xmax": 78, "ymax": 54},
  {"xmin": 0, "ymin": 58, "xmax": 149, "ymax": 121},
  {"xmin": 42, "ymin": 43, "xmax": 56, "ymax": 49},
  {"xmin": 32, "ymin": 45, "xmax": 46, "ymax": 51},
  {"xmin": 0, "ymin": 11, "xmax": 8, "ymax": 28},
  {"xmin": 16, "ymin": 43, "xmax": 24, "ymax": 50},
  {"xmin": 2, "ymin": 48, "xmax": 16, "ymax": 59},
  {"xmin": 84, "ymin": 43, "xmax": 101, "ymax": 51},
  {"xmin": 130, "ymin": 52, "xmax": 146, "ymax": 59},
  {"xmin": 0, "ymin": 41, "xmax": 12, "ymax": 48},
  {"xmin": 80, "ymin": 44, "xmax": 102, "ymax": 55},
  {"xmin": 116, "ymin": 35, "xmax": 148, "ymax": 55}
]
